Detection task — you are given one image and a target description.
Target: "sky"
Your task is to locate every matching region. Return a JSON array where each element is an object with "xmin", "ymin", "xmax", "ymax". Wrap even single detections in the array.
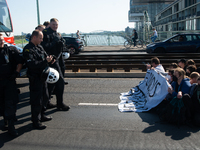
[{"xmin": 6, "ymin": 0, "xmax": 135, "ymax": 35}]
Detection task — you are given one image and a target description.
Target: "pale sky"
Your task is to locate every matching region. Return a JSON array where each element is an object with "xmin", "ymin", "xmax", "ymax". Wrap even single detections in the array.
[{"xmin": 6, "ymin": 0, "xmax": 135, "ymax": 35}]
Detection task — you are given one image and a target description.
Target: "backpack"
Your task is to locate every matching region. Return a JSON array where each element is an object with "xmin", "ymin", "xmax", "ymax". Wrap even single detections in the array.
[{"xmin": 159, "ymin": 97, "xmax": 187, "ymax": 127}]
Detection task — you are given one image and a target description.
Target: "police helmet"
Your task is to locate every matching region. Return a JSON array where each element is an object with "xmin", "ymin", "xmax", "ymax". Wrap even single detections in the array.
[
  {"xmin": 25, "ymin": 33, "xmax": 31, "ymax": 42},
  {"xmin": 41, "ymin": 67, "xmax": 60, "ymax": 84},
  {"xmin": 62, "ymin": 52, "xmax": 70, "ymax": 60}
]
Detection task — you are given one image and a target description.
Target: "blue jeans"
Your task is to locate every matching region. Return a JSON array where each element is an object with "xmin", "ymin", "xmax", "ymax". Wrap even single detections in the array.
[{"xmin": 151, "ymin": 36, "xmax": 157, "ymax": 42}]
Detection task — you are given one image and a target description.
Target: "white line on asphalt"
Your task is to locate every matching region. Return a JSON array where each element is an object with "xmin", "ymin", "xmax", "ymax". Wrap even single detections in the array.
[{"xmin": 78, "ymin": 103, "xmax": 118, "ymax": 106}]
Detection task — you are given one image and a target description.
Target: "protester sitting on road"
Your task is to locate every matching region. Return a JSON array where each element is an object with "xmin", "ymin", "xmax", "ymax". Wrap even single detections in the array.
[
  {"xmin": 166, "ymin": 63, "xmax": 179, "ymax": 83},
  {"xmin": 186, "ymin": 65, "xmax": 197, "ymax": 77},
  {"xmin": 146, "ymin": 57, "xmax": 165, "ymax": 74},
  {"xmin": 190, "ymin": 72, "xmax": 200, "ymax": 85},
  {"xmin": 169, "ymin": 63, "xmax": 178, "ymax": 70},
  {"xmin": 168, "ymin": 68, "xmax": 191, "ymax": 100},
  {"xmin": 186, "ymin": 59, "xmax": 196, "ymax": 66},
  {"xmin": 166, "ymin": 69, "xmax": 176, "ymax": 84},
  {"xmin": 182, "ymin": 77, "xmax": 200, "ymax": 126},
  {"xmin": 178, "ymin": 58, "xmax": 187, "ymax": 71}
]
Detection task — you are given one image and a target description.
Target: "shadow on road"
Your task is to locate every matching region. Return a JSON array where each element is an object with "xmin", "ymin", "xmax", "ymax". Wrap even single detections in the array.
[{"xmin": 138, "ymin": 112, "xmax": 200, "ymax": 140}]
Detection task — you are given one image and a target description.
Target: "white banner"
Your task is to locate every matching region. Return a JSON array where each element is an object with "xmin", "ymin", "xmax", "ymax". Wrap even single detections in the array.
[{"xmin": 118, "ymin": 70, "xmax": 171, "ymax": 112}]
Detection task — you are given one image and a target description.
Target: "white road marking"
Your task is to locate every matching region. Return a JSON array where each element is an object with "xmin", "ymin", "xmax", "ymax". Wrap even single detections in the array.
[{"xmin": 78, "ymin": 103, "xmax": 118, "ymax": 106}]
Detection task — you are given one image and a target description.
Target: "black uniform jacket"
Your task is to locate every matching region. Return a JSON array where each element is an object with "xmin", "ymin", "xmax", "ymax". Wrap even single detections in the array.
[
  {"xmin": 23, "ymin": 42, "xmax": 49, "ymax": 77},
  {"xmin": 0, "ymin": 44, "xmax": 23, "ymax": 78},
  {"xmin": 41, "ymin": 27, "xmax": 65, "ymax": 59}
]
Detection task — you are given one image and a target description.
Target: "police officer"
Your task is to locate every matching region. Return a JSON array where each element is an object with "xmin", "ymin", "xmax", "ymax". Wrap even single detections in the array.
[
  {"xmin": 0, "ymin": 33, "xmax": 23, "ymax": 136},
  {"xmin": 41, "ymin": 18, "xmax": 70, "ymax": 111},
  {"xmin": 23, "ymin": 30, "xmax": 54, "ymax": 129}
]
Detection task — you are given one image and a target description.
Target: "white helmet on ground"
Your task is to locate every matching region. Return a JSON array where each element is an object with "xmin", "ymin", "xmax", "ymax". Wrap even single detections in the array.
[
  {"xmin": 62, "ymin": 52, "xmax": 70, "ymax": 60},
  {"xmin": 41, "ymin": 67, "xmax": 60, "ymax": 84}
]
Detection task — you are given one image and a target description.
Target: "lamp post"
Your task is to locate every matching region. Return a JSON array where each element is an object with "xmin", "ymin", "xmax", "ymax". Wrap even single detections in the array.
[{"xmin": 36, "ymin": 0, "xmax": 40, "ymax": 25}]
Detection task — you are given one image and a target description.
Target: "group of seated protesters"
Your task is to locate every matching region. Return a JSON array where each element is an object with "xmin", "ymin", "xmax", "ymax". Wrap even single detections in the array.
[{"xmin": 147, "ymin": 57, "xmax": 200, "ymax": 126}]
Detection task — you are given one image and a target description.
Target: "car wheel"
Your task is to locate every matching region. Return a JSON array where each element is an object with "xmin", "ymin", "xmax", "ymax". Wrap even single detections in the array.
[
  {"xmin": 69, "ymin": 47, "xmax": 76, "ymax": 55},
  {"xmin": 154, "ymin": 48, "xmax": 165, "ymax": 53}
]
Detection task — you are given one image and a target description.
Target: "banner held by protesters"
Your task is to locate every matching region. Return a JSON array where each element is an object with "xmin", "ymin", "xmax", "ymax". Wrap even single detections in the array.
[{"xmin": 118, "ymin": 69, "xmax": 171, "ymax": 112}]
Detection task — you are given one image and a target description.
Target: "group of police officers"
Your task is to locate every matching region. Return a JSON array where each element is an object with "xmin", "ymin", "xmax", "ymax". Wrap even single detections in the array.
[{"xmin": 0, "ymin": 18, "xmax": 70, "ymax": 136}]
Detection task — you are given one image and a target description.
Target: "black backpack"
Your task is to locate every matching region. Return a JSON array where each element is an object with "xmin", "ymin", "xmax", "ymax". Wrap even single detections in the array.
[{"xmin": 159, "ymin": 97, "xmax": 187, "ymax": 127}]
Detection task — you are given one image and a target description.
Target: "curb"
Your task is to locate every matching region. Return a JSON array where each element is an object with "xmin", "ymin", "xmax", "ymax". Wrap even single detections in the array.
[{"xmin": 64, "ymin": 72, "xmax": 146, "ymax": 78}]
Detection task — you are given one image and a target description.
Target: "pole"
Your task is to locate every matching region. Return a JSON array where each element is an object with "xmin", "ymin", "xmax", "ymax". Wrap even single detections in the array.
[{"xmin": 36, "ymin": 0, "xmax": 40, "ymax": 25}]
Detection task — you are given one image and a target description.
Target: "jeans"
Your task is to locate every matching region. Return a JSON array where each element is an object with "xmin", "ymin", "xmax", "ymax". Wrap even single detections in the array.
[{"xmin": 151, "ymin": 36, "xmax": 157, "ymax": 42}]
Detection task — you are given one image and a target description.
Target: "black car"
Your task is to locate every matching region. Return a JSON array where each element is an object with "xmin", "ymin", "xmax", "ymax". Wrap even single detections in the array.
[
  {"xmin": 63, "ymin": 37, "xmax": 84, "ymax": 54},
  {"xmin": 146, "ymin": 33, "xmax": 200, "ymax": 53}
]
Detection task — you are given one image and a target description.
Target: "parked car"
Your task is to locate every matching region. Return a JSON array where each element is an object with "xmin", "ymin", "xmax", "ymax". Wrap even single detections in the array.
[
  {"xmin": 63, "ymin": 37, "xmax": 84, "ymax": 54},
  {"xmin": 146, "ymin": 33, "xmax": 200, "ymax": 53}
]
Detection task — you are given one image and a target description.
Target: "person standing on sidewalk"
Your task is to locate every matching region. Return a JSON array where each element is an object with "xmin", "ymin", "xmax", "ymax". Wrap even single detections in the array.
[
  {"xmin": 0, "ymin": 33, "xmax": 23, "ymax": 136},
  {"xmin": 41, "ymin": 18, "xmax": 70, "ymax": 111},
  {"xmin": 23, "ymin": 30, "xmax": 54, "ymax": 129}
]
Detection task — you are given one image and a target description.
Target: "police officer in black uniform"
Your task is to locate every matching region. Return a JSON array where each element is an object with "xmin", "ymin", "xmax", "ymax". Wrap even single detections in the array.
[
  {"xmin": 41, "ymin": 18, "xmax": 70, "ymax": 111},
  {"xmin": 23, "ymin": 30, "xmax": 54, "ymax": 129},
  {"xmin": 0, "ymin": 33, "xmax": 23, "ymax": 136}
]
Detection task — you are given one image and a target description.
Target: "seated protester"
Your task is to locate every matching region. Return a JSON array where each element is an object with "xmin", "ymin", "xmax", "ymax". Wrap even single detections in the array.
[
  {"xmin": 157, "ymin": 68, "xmax": 192, "ymax": 125},
  {"xmin": 166, "ymin": 63, "xmax": 179, "ymax": 83},
  {"xmin": 146, "ymin": 57, "xmax": 165, "ymax": 74},
  {"xmin": 190, "ymin": 72, "xmax": 200, "ymax": 85},
  {"xmin": 167, "ymin": 69, "xmax": 176, "ymax": 84},
  {"xmin": 188, "ymin": 77, "xmax": 200, "ymax": 126},
  {"xmin": 189, "ymin": 72, "xmax": 200, "ymax": 97},
  {"xmin": 169, "ymin": 63, "xmax": 178, "ymax": 70},
  {"xmin": 186, "ymin": 65, "xmax": 197, "ymax": 77},
  {"xmin": 178, "ymin": 58, "xmax": 187, "ymax": 72},
  {"xmin": 168, "ymin": 68, "xmax": 191, "ymax": 99},
  {"xmin": 186, "ymin": 59, "xmax": 195, "ymax": 66}
]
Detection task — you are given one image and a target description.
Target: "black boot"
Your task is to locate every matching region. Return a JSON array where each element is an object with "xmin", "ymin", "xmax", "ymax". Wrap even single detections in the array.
[
  {"xmin": 8, "ymin": 119, "xmax": 18, "ymax": 137},
  {"xmin": 4, "ymin": 119, "xmax": 8, "ymax": 130},
  {"xmin": 32, "ymin": 121, "xmax": 47, "ymax": 130}
]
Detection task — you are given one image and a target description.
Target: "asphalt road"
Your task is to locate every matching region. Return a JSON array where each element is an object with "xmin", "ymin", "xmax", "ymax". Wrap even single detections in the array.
[{"xmin": 1, "ymin": 78, "xmax": 200, "ymax": 150}]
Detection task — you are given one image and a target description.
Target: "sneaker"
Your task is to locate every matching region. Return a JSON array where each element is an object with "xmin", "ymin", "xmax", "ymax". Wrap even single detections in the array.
[
  {"xmin": 46, "ymin": 103, "xmax": 57, "ymax": 109},
  {"xmin": 57, "ymin": 104, "xmax": 70, "ymax": 111}
]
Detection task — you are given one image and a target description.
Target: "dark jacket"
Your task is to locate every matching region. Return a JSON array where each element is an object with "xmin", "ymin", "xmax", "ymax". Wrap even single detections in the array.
[
  {"xmin": 41, "ymin": 27, "xmax": 65, "ymax": 59},
  {"xmin": 23, "ymin": 42, "xmax": 49, "ymax": 77},
  {"xmin": 171, "ymin": 78, "xmax": 191, "ymax": 98},
  {"xmin": 0, "ymin": 44, "xmax": 23, "ymax": 78}
]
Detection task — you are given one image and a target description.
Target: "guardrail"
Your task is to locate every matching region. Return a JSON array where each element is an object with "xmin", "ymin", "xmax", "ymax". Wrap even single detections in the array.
[{"xmin": 65, "ymin": 53, "xmax": 200, "ymax": 73}]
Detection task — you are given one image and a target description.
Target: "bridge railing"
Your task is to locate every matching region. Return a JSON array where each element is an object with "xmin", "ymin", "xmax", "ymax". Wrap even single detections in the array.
[{"xmin": 65, "ymin": 53, "xmax": 200, "ymax": 73}]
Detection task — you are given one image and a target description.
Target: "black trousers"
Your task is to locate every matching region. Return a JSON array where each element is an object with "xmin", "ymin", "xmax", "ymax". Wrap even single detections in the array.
[
  {"xmin": 132, "ymin": 38, "xmax": 137, "ymax": 47},
  {"xmin": 48, "ymin": 62, "xmax": 65, "ymax": 107},
  {"xmin": 0, "ymin": 79, "xmax": 18, "ymax": 120},
  {"xmin": 59, "ymin": 57, "xmax": 65, "ymax": 77},
  {"xmin": 29, "ymin": 76, "xmax": 49, "ymax": 123}
]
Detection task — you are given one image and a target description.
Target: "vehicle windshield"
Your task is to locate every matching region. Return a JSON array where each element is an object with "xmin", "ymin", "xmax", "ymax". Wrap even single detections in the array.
[
  {"xmin": 162, "ymin": 34, "xmax": 178, "ymax": 42},
  {"xmin": 0, "ymin": 0, "xmax": 12, "ymax": 32}
]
